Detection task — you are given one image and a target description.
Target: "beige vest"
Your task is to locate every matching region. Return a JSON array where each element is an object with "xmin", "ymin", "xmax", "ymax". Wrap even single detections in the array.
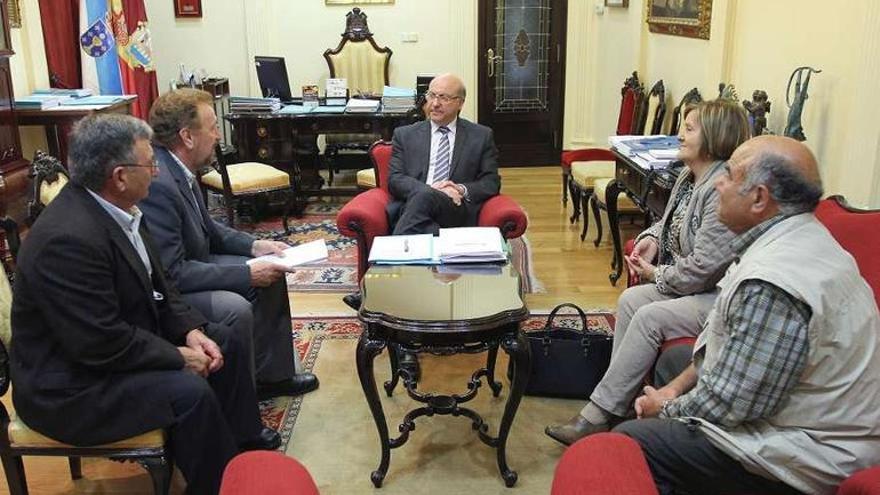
[{"xmin": 691, "ymin": 213, "xmax": 880, "ymax": 494}]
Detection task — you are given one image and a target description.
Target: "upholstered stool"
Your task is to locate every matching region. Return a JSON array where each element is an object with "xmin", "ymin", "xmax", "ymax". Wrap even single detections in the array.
[
  {"xmin": 587, "ymin": 177, "xmax": 640, "ymax": 245},
  {"xmin": 551, "ymin": 432, "xmax": 658, "ymax": 495},
  {"xmin": 569, "ymin": 159, "xmax": 614, "ymax": 224},
  {"xmin": 200, "ymin": 162, "xmax": 291, "ymax": 194},
  {"xmin": 219, "ymin": 451, "xmax": 319, "ymax": 495}
]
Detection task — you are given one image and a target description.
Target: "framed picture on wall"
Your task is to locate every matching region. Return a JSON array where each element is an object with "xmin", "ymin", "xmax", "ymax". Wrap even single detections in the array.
[
  {"xmin": 647, "ymin": 0, "xmax": 712, "ymax": 40},
  {"xmin": 605, "ymin": 0, "xmax": 629, "ymax": 7},
  {"xmin": 325, "ymin": 0, "xmax": 394, "ymax": 5},
  {"xmin": 174, "ymin": 0, "xmax": 202, "ymax": 18}
]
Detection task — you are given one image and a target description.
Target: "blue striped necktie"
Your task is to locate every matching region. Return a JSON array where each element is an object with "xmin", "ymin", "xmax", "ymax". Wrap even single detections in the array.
[{"xmin": 432, "ymin": 125, "xmax": 451, "ymax": 183}]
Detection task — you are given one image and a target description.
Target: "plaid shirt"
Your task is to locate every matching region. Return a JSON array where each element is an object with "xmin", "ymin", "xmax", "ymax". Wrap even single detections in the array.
[{"xmin": 661, "ymin": 215, "xmax": 812, "ymax": 427}]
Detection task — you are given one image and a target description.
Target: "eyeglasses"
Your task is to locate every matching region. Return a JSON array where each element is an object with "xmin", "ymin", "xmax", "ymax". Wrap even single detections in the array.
[
  {"xmin": 119, "ymin": 159, "xmax": 159, "ymax": 170},
  {"xmin": 425, "ymin": 91, "xmax": 462, "ymax": 104}
]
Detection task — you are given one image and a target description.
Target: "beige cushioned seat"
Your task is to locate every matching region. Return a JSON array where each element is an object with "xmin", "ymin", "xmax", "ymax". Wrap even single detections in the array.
[
  {"xmin": 8, "ymin": 417, "xmax": 165, "ymax": 448},
  {"xmin": 39, "ymin": 174, "xmax": 68, "ymax": 206},
  {"xmin": 200, "ymin": 162, "xmax": 291, "ymax": 194},
  {"xmin": 571, "ymin": 161, "xmax": 615, "ymax": 189},
  {"xmin": 593, "ymin": 177, "xmax": 639, "ymax": 210},
  {"xmin": 356, "ymin": 168, "xmax": 376, "ymax": 189}
]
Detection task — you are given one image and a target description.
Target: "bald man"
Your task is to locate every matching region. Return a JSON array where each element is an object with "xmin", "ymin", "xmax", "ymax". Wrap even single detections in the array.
[{"xmin": 613, "ymin": 136, "xmax": 880, "ymax": 494}]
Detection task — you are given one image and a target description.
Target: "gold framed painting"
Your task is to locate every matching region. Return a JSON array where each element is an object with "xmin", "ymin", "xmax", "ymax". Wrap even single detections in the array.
[
  {"xmin": 646, "ymin": 0, "xmax": 712, "ymax": 40},
  {"xmin": 325, "ymin": 0, "xmax": 394, "ymax": 4}
]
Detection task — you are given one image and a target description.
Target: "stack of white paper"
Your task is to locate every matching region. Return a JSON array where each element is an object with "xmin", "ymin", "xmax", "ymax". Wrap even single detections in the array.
[
  {"xmin": 246, "ymin": 239, "xmax": 328, "ymax": 269},
  {"xmin": 438, "ymin": 227, "xmax": 506, "ymax": 264},
  {"xmin": 345, "ymin": 98, "xmax": 380, "ymax": 113}
]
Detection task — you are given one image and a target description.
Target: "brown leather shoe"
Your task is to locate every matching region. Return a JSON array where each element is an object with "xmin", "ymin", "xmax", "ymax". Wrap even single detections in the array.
[{"xmin": 545, "ymin": 414, "xmax": 610, "ymax": 446}]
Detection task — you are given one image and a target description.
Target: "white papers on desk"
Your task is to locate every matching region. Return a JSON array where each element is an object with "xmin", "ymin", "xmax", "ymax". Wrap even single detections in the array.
[
  {"xmin": 368, "ymin": 234, "xmax": 436, "ymax": 264},
  {"xmin": 438, "ymin": 227, "xmax": 506, "ymax": 264},
  {"xmin": 246, "ymin": 240, "xmax": 328, "ymax": 269},
  {"xmin": 345, "ymin": 98, "xmax": 380, "ymax": 113},
  {"xmin": 609, "ymin": 135, "xmax": 679, "ymax": 170}
]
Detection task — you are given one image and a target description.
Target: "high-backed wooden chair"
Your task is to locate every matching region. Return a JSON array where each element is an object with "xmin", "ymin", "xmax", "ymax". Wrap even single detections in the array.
[
  {"xmin": 199, "ymin": 144, "xmax": 297, "ymax": 233},
  {"xmin": 584, "ymin": 80, "xmax": 667, "ymax": 251},
  {"xmin": 323, "ymin": 7, "xmax": 392, "ymax": 187},
  {"xmin": 27, "ymin": 151, "xmax": 69, "ymax": 225},
  {"xmin": 0, "ymin": 219, "xmax": 172, "ymax": 495},
  {"xmin": 669, "ymin": 87, "xmax": 702, "ymax": 136},
  {"xmin": 564, "ymin": 72, "xmax": 643, "ymax": 220}
]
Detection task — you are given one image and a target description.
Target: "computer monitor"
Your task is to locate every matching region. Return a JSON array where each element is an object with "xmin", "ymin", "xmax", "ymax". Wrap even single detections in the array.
[{"xmin": 255, "ymin": 56, "xmax": 292, "ymax": 101}]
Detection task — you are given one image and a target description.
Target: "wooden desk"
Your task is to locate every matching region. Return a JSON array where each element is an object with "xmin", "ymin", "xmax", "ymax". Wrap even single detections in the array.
[
  {"xmin": 606, "ymin": 149, "xmax": 681, "ymax": 284},
  {"xmin": 226, "ymin": 109, "xmax": 418, "ymax": 200},
  {"xmin": 15, "ymin": 97, "xmax": 136, "ymax": 160}
]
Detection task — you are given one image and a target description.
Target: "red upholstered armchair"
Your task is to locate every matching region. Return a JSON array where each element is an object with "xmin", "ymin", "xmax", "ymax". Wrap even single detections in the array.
[{"xmin": 337, "ymin": 141, "xmax": 528, "ymax": 280}]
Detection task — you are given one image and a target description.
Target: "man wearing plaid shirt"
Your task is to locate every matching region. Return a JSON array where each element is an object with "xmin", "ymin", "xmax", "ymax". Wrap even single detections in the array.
[{"xmin": 616, "ymin": 136, "xmax": 880, "ymax": 495}]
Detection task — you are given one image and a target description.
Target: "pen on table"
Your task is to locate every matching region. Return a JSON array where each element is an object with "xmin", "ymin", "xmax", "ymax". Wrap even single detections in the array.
[{"xmin": 403, "ymin": 239, "xmax": 410, "ymax": 253}]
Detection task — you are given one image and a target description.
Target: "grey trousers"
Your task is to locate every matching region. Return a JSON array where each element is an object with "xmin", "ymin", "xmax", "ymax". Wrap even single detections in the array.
[
  {"xmin": 183, "ymin": 254, "xmax": 299, "ymax": 384},
  {"xmin": 588, "ymin": 284, "xmax": 717, "ymax": 417},
  {"xmin": 614, "ymin": 418, "xmax": 802, "ymax": 495}
]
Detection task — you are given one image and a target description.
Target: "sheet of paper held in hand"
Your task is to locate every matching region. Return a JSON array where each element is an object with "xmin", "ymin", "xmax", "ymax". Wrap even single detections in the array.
[{"xmin": 246, "ymin": 239, "xmax": 329, "ymax": 268}]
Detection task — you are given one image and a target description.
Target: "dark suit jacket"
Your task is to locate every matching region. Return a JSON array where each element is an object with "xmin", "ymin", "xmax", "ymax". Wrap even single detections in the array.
[
  {"xmin": 387, "ymin": 118, "xmax": 500, "ymax": 224},
  {"xmin": 10, "ymin": 184, "xmax": 206, "ymax": 445},
  {"xmin": 139, "ymin": 145, "xmax": 254, "ymax": 295}
]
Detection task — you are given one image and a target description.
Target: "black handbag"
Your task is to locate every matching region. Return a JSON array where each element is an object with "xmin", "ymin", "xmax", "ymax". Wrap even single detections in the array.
[{"xmin": 512, "ymin": 303, "xmax": 613, "ymax": 400}]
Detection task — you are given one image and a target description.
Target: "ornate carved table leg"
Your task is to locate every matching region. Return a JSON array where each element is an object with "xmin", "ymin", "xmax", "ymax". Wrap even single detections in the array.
[
  {"xmin": 383, "ymin": 343, "xmax": 400, "ymax": 397},
  {"xmin": 496, "ymin": 330, "xmax": 531, "ymax": 487},
  {"xmin": 485, "ymin": 341, "xmax": 503, "ymax": 397},
  {"xmin": 356, "ymin": 328, "xmax": 390, "ymax": 487},
  {"xmin": 606, "ymin": 179, "xmax": 624, "ymax": 286}
]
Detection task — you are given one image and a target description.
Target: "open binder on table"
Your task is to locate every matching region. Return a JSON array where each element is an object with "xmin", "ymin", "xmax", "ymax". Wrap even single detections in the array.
[{"xmin": 368, "ymin": 227, "xmax": 507, "ymax": 265}]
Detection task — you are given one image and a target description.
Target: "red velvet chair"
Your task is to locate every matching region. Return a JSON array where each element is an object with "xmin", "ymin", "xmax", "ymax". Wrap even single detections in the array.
[
  {"xmin": 551, "ymin": 433, "xmax": 658, "ymax": 495},
  {"xmin": 336, "ymin": 140, "xmax": 528, "ymax": 280},
  {"xmin": 219, "ymin": 451, "xmax": 319, "ymax": 495}
]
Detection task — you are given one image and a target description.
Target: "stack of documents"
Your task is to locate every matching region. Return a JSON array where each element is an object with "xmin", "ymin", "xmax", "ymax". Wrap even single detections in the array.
[
  {"xmin": 438, "ymin": 227, "xmax": 506, "ymax": 264},
  {"xmin": 278, "ymin": 105, "xmax": 346, "ymax": 115},
  {"xmin": 381, "ymin": 86, "xmax": 415, "ymax": 112},
  {"xmin": 345, "ymin": 98, "xmax": 380, "ymax": 113},
  {"xmin": 230, "ymin": 96, "xmax": 282, "ymax": 114},
  {"xmin": 59, "ymin": 95, "xmax": 130, "ymax": 106},
  {"xmin": 33, "ymin": 88, "xmax": 93, "ymax": 98},
  {"xmin": 15, "ymin": 95, "xmax": 64, "ymax": 109},
  {"xmin": 245, "ymin": 240, "xmax": 328, "ymax": 268},
  {"xmin": 368, "ymin": 227, "xmax": 508, "ymax": 265},
  {"xmin": 609, "ymin": 135, "xmax": 681, "ymax": 170}
]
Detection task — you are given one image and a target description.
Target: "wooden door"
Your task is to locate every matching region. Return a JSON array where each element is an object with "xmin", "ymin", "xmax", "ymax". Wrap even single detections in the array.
[{"xmin": 478, "ymin": 0, "xmax": 567, "ymax": 166}]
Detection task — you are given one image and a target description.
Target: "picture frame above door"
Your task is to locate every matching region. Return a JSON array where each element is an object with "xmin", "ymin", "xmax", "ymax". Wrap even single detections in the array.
[
  {"xmin": 647, "ymin": 0, "xmax": 712, "ymax": 40},
  {"xmin": 174, "ymin": 0, "xmax": 202, "ymax": 18}
]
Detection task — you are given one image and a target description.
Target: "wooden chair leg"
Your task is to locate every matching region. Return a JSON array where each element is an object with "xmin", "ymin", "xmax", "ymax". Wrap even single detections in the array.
[
  {"xmin": 569, "ymin": 184, "xmax": 581, "ymax": 224},
  {"xmin": 1, "ymin": 453, "xmax": 28, "ymax": 495},
  {"xmin": 591, "ymin": 195, "xmax": 604, "ymax": 248},
  {"xmin": 140, "ymin": 456, "xmax": 173, "ymax": 495},
  {"xmin": 68, "ymin": 456, "xmax": 82, "ymax": 480},
  {"xmin": 561, "ymin": 171, "xmax": 569, "ymax": 206},
  {"xmin": 580, "ymin": 192, "xmax": 591, "ymax": 241}
]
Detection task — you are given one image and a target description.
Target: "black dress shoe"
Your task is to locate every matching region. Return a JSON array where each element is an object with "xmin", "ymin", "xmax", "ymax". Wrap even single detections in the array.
[
  {"xmin": 257, "ymin": 373, "xmax": 319, "ymax": 400},
  {"xmin": 343, "ymin": 291, "xmax": 362, "ymax": 310},
  {"xmin": 240, "ymin": 427, "xmax": 282, "ymax": 451},
  {"xmin": 399, "ymin": 351, "xmax": 420, "ymax": 382}
]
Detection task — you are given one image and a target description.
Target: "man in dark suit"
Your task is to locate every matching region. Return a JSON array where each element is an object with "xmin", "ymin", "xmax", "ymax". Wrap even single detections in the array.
[
  {"xmin": 139, "ymin": 89, "xmax": 317, "ymax": 400},
  {"xmin": 11, "ymin": 114, "xmax": 278, "ymax": 494},
  {"xmin": 387, "ymin": 73, "xmax": 500, "ymax": 234}
]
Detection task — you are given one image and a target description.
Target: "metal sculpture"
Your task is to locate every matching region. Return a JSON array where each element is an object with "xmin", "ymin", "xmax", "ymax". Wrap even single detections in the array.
[
  {"xmin": 784, "ymin": 66, "xmax": 822, "ymax": 141},
  {"xmin": 743, "ymin": 89, "xmax": 771, "ymax": 136}
]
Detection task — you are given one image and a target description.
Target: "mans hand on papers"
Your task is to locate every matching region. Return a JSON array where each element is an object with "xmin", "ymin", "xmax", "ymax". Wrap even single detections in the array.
[
  {"xmin": 251, "ymin": 239, "xmax": 290, "ymax": 257},
  {"xmin": 249, "ymin": 261, "xmax": 293, "ymax": 287},
  {"xmin": 432, "ymin": 180, "xmax": 464, "ymax": 206}
]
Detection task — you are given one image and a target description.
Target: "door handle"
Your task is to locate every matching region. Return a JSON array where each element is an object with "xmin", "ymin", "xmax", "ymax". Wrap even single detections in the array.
[{"xmin": 486, "ymin": 48, "xmax": 502, "ymax": 78}]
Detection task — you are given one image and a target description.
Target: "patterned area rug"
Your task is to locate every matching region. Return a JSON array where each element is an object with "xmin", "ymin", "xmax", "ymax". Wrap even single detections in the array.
[
  {"xmin": 259, "ymin": 312, "xmax": 615, "ymax": 452},
  {"xmin": 231, "ymin": 198, "xmax": 542, "ymax": 293}
]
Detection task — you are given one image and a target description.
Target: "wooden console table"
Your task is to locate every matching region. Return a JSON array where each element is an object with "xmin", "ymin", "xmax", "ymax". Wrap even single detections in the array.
[
  {"xmin": 226, "ymin": 108, "xmax": 418, "ymax": 200},
  {"xmin": 606, "ymin": 149, "xmax": 681, "ymax": 285}
]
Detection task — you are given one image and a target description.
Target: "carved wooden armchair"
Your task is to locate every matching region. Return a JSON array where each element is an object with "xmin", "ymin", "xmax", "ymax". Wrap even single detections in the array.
[
  {"xmin": 0, "ymin": 219, "xmax": 172, "ymax": 495},
  {"xmin": 27, "ymin": 150, "xmax": 69, "ymax": 225},
  {"xmin": 668, "ymin": 87, "xmax": 702, "ymax": 136},
  {"xmin": 336, "ymin": 141, "xmax": 528, "ymax": 280},
  {"xmin": 584, "ymin": 80, "xmax": 666, "ymax": 249},
  {"xmin": 199, "ymin": 144, "xmax": 298, "ymax": 233},
  {"xmin": 323, "ymin": 7, "xmax": 392, "ymax": 186}
]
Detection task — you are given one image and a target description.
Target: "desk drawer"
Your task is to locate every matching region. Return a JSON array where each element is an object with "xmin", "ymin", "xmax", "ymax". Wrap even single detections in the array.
[{"xmin": 616, "ymin": 161, "xmax": 646, "ymax": 198}]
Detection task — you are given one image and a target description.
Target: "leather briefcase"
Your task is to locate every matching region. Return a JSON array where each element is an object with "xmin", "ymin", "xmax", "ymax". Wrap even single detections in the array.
[{"xmin": 511, "ymin": 303, "xmax": 613, "ymax": 400}]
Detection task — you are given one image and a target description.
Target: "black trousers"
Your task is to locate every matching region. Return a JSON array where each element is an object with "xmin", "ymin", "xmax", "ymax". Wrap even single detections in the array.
[
  {"xmin": 122, "ymin": 323, "xmax": 264, "ymax": 494},
  {"xmin": 392, "ymin": 188, "xmax": 470, "ymax": 235},
  {"xmin": 614, "ymin": 418, "xmax": 803, "ymax": 495}
]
